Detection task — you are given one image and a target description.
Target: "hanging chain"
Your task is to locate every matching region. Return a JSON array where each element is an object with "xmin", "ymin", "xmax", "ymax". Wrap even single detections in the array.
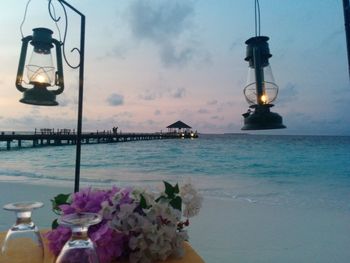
[
  {"xmin": 20, "ymin": 0, "xmax": 33, "ymax": 38},
  {"xmin": 48, "ymin": 0, "xmax": 81, "ymax": 69}
]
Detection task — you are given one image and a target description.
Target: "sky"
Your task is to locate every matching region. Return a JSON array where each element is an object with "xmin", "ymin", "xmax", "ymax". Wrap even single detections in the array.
[{"xmin": 0, "ymin": 0, "xmax": 349, "ymax": 135}]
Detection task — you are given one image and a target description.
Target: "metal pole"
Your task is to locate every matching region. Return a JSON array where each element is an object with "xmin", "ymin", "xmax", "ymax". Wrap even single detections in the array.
[
  {"xmin": 59, "ymin": 0, "xmax": 85, "ymax": 192},
  {"xmin": 343, "ymin": 0, "xmax": 350, "ymax": 79},
  {"xmin": 74, "ymin": 15, "xmax": 85, "ymax": 193}
]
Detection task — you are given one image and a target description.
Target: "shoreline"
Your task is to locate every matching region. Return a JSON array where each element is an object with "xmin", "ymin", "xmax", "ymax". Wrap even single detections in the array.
[{"xmin": 1, "ymin": 181, "xmax": 350, "ymax": 262}]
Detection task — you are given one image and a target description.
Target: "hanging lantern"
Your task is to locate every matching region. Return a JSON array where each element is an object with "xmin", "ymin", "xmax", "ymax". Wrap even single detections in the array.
[
  {"xmin": 16, "ymin": 27, "xmax": 64, "ymax": 106},
  {"xmin": 241, "ymin": 36, "xmax": 286, "ymax": 130}
]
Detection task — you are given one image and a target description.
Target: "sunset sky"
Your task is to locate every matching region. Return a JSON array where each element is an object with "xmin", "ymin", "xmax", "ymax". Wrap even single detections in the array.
[{"xmin": 0, "ymin": 0, "xmax": 349, "ymax": 135}]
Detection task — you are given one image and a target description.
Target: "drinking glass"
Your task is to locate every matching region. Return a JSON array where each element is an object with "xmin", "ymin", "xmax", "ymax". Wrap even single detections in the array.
[
  {"xmin": 55, "ymin": 212, "xmax": 102, "ymax": 263},
  {"xmin": 1, "ymin": 201, "xmax": 44, "ymax": 263}
]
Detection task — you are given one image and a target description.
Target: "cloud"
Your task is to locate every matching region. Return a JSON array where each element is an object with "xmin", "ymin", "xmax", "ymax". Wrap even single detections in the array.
[
  {"xmin": 103, "ymin": 45, "xmax": 127, "ymax": 60},
  {"xmin": 170, "ymin": 88, "xmax": 186, "ymax": 98},
  {"xmin": 83, "ymin": 116, "xmax": 134, "ymax": 132},
  {"xmin": 283, "ymin": 111, "xmax": 350, "ymax": 135},
  {"xmin": 57, "ymin": 95, "xmax": 72, "ymax": 107},
  {"xmin": 320, "ymin": 30, "xmax": 343, "ymax": 49},
  {"xmin": 0, "ymin": 115, "xmax": 77, "ymax": 131},
  {"xmin": 278, "ymin": 83, "xmax": 299, "ymax": 106},
  {"xmin": 215, "ymin": 101, "xmax": 235, "ymax": 113},
  {"xmin": 207, "ymin": 100, "xmax": 218, "ymax": 105},
  {"xmin": 192, "ymin": 120, "xmax": 242, "ymax": 134},
  {"xmin": 128, "ymin": 0, "xmax": 194, "ymax": 42},
  {"xmin": 211, "ymin": 115, "xmax": 224, "ymax": 120},
  {"xmin": 229, "ymin": 38, "xmax": 245, "ymax": 51},
  {"xmin": 198, "ymin": 108, "xmax": 209, "ymax": 114},
  {"xmin": 127, "ymin": 0, "xmax": 196, "ymax": 67},
  {"xmin": 160, "ymin": 42, "xmax": 194, "ymax": 67},
  {"xmin": 107, "ymin": 93, "xmax": 124, "ymax": 106},
  {"xmin": 331, "ymin": 85, "xmax": 350, "ymax": 104},
  {"xmin": 112, "ymin": 111, "xmax": 133, "ymax": 119},
  {"xmin": 138, "ymin": 90, "xmax": 159, "ymax": 101},
  {"xmin": 138, "ymin": 86, "xmax": 186, "ymax": 100},
  {"xmin": 301, "ymin": 30, "xmax": 344, "ymax": 56},
  {"xmin": 145, "ymin": 119, "xmax": 157, "ymax": 126},
  {"xmin": 154, "ymin": 110, "xmax": 161, "ymax": 116}
]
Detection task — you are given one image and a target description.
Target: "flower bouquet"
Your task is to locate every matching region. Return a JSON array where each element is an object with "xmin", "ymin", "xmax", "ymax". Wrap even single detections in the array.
[{"xmin": 46, "ymin": 181, "xmax": 202, "ymax": 263}]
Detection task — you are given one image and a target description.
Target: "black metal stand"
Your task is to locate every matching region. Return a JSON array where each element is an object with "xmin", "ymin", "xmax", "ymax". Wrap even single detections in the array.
[
  {"xmin": 53, "ymin": 0, "xmax": 85, "ymax": 192},
  {"xmin": 343, "ymin": 0, "xmax": 350, "ymax": 79}
]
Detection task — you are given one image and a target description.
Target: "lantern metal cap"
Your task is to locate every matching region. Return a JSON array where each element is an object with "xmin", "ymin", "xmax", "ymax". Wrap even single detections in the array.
[
  {"xmin": 31, "ymin": 27, "xmax": 54, "ymax": 53},
  {"xmin": 245, "ymin": 36, "xmax": 272, "ymax": 62},
  {"xmin": 241, "ymin": 104, "xmax": 286, "ymax": 130},
  {"xmin": 20, "ymin": 86, "xmax": 58, "ymax": 106}
]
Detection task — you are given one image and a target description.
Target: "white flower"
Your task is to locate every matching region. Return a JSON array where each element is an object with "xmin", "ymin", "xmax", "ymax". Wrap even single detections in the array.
[
  {"xmin": 106, "ymin": 182, "xmax": 201, "ymax": 262},
  {"xmin": 132, "ymin": 188, "xmax": 156, "ymax": 206},
  {"xmin": 180, "ymin": 181, "xmax": 203, "ymax": 218},
  {"xmin": 152, "ymin": 202, "xmax": 181, "ymax": 223},
  {"xmin": 100, "ymin": 200, "xmax": 114, "ymax": 218},
  {"xmin": 110, "ymin": 203, "xmax": 143, "ymax": 233}
]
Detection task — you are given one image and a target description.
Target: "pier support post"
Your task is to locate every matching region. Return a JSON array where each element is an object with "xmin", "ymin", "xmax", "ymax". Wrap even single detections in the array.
[{"xmin": 7, "ymin": 140, "xmax": 11, "ymax": 150}]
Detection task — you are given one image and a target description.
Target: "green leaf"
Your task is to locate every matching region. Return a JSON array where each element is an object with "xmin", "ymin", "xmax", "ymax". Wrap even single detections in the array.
[
  {"xmin": 140, "ymin": 194, "xmax": 152, "ymax": 209},
  {"xmin": 164, "ymin": 181, "xmax": 175, "ymax": 199},
  {"xmin": 140, "ymin": 194, "xmax": 148, "ymax": 209},
  {"xmin": 174, "ymin": 183, "xmax": 180, "ymax": 194},
  {"xmin": 51, "ymin": 219, "xmax": 59, "ymax": 229},
  {"xmin": 169, "ymin": 196, "xmax": 182, "ymax": 211},
  {"xmin": 51, "ymin": 193, "xmax": 71, "ymax": 213}
]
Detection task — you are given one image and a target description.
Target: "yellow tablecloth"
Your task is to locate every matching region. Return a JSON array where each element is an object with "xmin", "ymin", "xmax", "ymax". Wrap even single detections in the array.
[{"xmin": 0, "ymin": 230, "xmax": 204, "ymax": 263}]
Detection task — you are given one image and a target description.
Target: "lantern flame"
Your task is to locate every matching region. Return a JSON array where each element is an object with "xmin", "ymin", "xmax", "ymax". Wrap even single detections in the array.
[
  {"xmin": 261, "ymin": 94, "xmax": 268, "ymax": 104},
  {"xmin": 26, "ymin": 65, "xmax": 55, "ymax": 86}
]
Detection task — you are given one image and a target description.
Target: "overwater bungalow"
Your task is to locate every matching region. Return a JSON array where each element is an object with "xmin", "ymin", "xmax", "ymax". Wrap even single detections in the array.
[{"xmin": 166, "ymin": 120, "xmax": 198, "ymax": 138}]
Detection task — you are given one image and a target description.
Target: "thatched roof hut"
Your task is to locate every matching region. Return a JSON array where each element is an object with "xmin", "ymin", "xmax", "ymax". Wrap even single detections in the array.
[
  {"xmin": 166, "ymin": 120, "xmax": 198, "ymax": 138},
  {"xmin": 166, "ymin": 120, "xmax": 192, "ymax": 130}
]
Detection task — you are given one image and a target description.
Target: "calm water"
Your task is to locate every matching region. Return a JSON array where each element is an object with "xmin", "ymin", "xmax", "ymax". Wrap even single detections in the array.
[
  {"xmin": 0, "ymin": 134, "xmax": 349, "ymax": 210},
  {"xmin": 1, "ymin": 134, "xmax": 350, "ymax": 262}
]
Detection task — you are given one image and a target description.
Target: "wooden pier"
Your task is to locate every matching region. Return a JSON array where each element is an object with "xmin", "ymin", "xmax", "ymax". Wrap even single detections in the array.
[{"xmin": 0, "ymin": 130, "xmax": 180, "ymax": 150}]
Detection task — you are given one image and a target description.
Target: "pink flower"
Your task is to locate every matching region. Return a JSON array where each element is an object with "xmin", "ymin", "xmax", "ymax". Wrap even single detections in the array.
[
  {"xmin": 44, "ymin": 226, "xmax": 71, "ymax": 256},
  {"xmin": 90, "ymin": 222, "xmax": 126, "ymax": 262},
  {"xmin": 46, "ymin": 182, "xmax": 201, "ymax": 263},
  {"xmin": 60, "ymin": 187, "xmax": 119, "ymax": 214}
]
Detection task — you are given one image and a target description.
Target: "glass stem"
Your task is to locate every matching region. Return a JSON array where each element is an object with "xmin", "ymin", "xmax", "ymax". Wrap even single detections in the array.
[
  {"xmin": 15, "ymin": 211, "xmax": 33, "ymax": 225},
  {"xmin": 71, "ymin": 226, "xmax": 89, "ymax": 240}
]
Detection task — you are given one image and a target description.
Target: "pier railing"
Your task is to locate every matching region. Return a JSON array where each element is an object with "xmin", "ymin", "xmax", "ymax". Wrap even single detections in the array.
[{"xmin": 0, "ymin": 131, "xmax": 180, "ymax": 150}]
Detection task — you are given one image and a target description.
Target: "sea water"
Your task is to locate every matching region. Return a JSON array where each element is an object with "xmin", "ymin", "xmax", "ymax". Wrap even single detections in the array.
[
  {"xmin": 1, "ymin": 134, "xmax": 349, "ymax": 207},
  {"xmin": 0, "ymin": 134, "xmax": 350, "ymax": 262}
]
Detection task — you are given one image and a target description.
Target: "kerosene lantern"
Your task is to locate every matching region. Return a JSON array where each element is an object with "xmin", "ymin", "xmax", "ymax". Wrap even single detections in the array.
[
  {"xmin": 16, "ymin": 27, "xmax": 64, "ymax": 106},
  {"xmin": 241, "ymin": 36, "xmax": 286, "ymax": 130}
]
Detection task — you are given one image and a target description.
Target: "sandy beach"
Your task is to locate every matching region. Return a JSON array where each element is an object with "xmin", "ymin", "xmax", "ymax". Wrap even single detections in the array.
[{"xmin": 1, "ymin": 181, "xmax": 350, "ymax": 263}]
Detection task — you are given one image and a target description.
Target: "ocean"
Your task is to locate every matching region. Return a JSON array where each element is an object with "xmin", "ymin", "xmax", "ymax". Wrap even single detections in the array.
[
  {"xmin": 1, "ymin": 134, "xmax": 349, "ymax": 207},
  {"xmin": 0, "ymin": 134, "xmax": 350, "ymax": 262}
]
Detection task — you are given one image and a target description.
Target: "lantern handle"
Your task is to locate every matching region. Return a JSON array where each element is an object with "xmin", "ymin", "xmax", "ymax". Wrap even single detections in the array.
[
  {"xmin": 48, "ymin": 0, "xmax": 81, "ymax": 69},
  {"xmin": 20, "ymin": 0, "xmax": 32, "ymax": 38},
  {"xmin": 15, "ymin": 36, "xmax": 32, "ymax": 93},
  {"xmin": 254, "ymin": 0, "xmax": 261, "ymax": 37},
  {"xmin": 52, "ymin": 39, "xmax": 65, "ymax": 95}
]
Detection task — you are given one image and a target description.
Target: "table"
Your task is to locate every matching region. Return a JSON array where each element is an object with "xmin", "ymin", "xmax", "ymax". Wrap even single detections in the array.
[{"xmin": 0, "ymin": 230, "xmax": 204, "ymax": 263}]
